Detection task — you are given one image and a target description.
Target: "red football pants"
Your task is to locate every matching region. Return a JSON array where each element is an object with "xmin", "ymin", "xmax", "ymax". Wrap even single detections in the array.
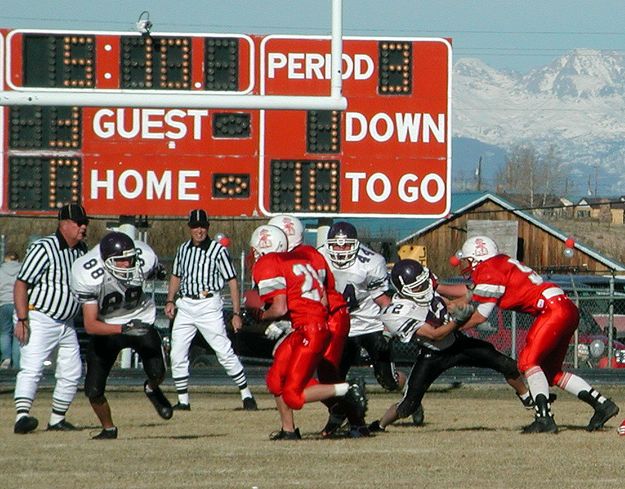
[
  {"xmin": 265, "ymin": 323, "xmax": 330, "ymax": 410},
  {"xmin": 517, "ymin": 295, "xmax": 580, "ymax": 385}
]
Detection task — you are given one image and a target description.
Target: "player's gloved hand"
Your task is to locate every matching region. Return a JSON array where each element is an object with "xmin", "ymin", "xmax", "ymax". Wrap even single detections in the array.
[
  {"xmin": 264, "ymin": 320, "xmax": 291, "ymax": 340},
  {"xmin": 449, "ymin": 303, "xmax": 475, "ymax": 326},
  {"xmin": 121, "ymin": 320, "xmax": 152, "ymax": 336}
]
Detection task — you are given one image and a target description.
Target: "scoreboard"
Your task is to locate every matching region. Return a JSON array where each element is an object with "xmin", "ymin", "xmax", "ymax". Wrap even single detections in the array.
[{"xmin": 0, "ymin": 28, "xmax": 451, "ymax": 218}]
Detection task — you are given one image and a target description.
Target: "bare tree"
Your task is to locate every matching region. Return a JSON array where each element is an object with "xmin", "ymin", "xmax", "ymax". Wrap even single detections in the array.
[
  {"xmin": 539, "ymin": 144, "xmax": 565, "ymax": 206},
  {"xmin": 496, "ymin": 143, "xmax": 539, "ymax": 205},
  {"xmin": 497, "ymin": 143, "xmax": 566, "ymax": 207}
]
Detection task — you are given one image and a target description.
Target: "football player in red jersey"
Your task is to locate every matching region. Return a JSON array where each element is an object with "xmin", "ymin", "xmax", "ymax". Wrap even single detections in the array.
[
  {"xmin": 250, "ymin": 224, "xmax": 366, "ymax": 440},
  {"xmin": 456, "ymin": 235, "xmax": 619, "ymax": 433},
  {"xmin": 268, "ymin": 215, "xmax": 369, "ymax": 437}
]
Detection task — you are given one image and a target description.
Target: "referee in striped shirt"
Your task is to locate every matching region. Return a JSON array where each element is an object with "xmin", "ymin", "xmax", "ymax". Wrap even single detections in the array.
[
  {"xmin": 164, "ymin": 209, "xmax": 257, "ymax": 411},
  {"xmin": 13, "ymin": 203, "xmax": 89, "ymax": 434}
]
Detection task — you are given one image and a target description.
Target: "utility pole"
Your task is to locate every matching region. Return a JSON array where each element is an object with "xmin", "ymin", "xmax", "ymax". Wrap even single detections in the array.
[{"xmin": 475, "ymin": 156, "xmax": 482, "ymax": 191}]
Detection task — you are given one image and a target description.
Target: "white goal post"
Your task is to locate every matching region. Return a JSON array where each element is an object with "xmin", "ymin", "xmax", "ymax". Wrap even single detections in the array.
[{"xmin": 0, "ymin": 0, "xmax": 346, "ymax": 111}]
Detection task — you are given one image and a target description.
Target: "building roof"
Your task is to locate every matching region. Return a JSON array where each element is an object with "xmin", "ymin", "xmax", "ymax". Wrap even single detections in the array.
[
  {"xmin": 302, "ymin": 191, "xmax": 625, "ymax": 272},
  {"xmin": 396, "ymin": 191, "xmax": 625, "ymax": 272}
]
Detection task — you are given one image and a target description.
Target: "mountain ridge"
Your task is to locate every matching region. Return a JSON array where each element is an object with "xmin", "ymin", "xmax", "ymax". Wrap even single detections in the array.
[{"xmin": 452, "ymin": 49, "xmax": 625, "ymax": 195}]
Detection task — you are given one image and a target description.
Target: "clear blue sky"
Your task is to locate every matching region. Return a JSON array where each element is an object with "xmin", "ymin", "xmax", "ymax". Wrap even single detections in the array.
[{"xmin": 1, "ymin": 0, "xmax": 623, "ymax": 73}]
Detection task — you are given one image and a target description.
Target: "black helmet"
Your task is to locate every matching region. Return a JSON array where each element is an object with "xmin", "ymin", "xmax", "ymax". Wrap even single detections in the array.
[
  {"xmin": 100, "ymin": 232, "xmax": 140, "ymax": 282},
  {"xmin": 390, "ymin": 259, "xmax": 433, "ymax": 306},
  {"xmin": 326, "ymin": 221, "xmax": 359, "ymax": 269}
]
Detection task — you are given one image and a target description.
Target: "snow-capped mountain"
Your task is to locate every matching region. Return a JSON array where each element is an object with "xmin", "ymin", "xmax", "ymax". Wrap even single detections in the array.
[{"xmin": 453, "ymin": 49, "xmax": 625, "ymax": 195}]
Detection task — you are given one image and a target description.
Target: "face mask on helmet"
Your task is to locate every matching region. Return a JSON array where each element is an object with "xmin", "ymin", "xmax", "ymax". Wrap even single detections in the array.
[
  {"xmin": 459, "ymin": 236, "xmax": 499, "ymax": 276},
  {"xmin": 99, "ymin": 232, "xmax": 141, "ymax": 283},
  {"xmin": 250, "ymin": 225, "xmax": 288, "ymax": 262},
  {"xmin": 391, "ymin": 259, "xmax": 434, "ymax": 306},
  {"xmin": 267, "ymin": 215, "xmax": 303, "ymax": 251},
  {"xmin": 326, "ymin": 221, "xmax": 359, "ymax": 269}
]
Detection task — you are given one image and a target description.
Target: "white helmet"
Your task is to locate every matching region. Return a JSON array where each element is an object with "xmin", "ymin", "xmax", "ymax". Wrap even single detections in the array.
[
  {"xmin": 267, "ymin": 215, "xmax": 303, "ymax": 251},
  {"xmin": 250, "ymin": 225, "xmax": 288, "ymax": 261},
  {"xmin": 460, "ymin": 236, "xmax": 499, "ymax": 271}
]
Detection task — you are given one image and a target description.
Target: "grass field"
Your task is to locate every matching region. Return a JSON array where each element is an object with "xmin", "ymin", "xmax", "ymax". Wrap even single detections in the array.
[{"xmin": 2, "ymin": 384, "xmax": 624, "ymax": 489}]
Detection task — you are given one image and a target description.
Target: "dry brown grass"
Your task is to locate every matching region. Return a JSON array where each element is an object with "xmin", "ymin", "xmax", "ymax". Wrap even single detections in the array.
[{"xmin": 2, "ymin": 384, "xmax": 625, "ymax": 489}]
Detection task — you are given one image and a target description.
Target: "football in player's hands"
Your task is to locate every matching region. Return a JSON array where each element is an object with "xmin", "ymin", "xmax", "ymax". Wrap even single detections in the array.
[{"xmin": 121, "ymin": 320, "xmax": 152, "ymax": 336}]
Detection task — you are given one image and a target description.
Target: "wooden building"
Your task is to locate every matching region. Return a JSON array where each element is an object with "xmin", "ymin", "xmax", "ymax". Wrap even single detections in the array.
[{"xmin": 396, "ymin": 192, "xmax": 625, "ymax": 278}]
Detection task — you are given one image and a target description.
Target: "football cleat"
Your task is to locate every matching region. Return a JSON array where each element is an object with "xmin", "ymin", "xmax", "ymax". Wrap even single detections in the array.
[
  {"xmin": 172, "ymin": 402, "xmax": 191, "ymax": 411},
  {"xmin": 368, "ymin": 420, "xmax": 386, "ymax": 433},
  {"xmin": 14, "ymin": 415, "xmax": 38, "ymax": 434},
  {"xmin": 347, "ymin": 425, "xmax": 370, "ymax": 438},
  {"xmin": 47, "ymin": 419, "xmax": 78, "ymax": 431},
  {"xmin": 321, "ymin": 402, "xmax": 348, "ymax": 438},
  {"xmin": 587, "ymin": 399, "xmax": 619, "ymax": 432},
  {"xmin": 242, "ymin": 397, "xmax": 258, "ymax": 411},
  {"xmin": 321, "ymin": 412, "xmax": 348, "ymax": 438},
  {"xmin": 92, "ymin": 427, "xmax": 118, "ymax": 440},
  {"xmin": 144, "ymin": 381, "xmax": 173, "ymax": 420},
  {"xmin": 617, "ymin": 419, "xmax": 625, "ymax": 436},
  {"xmin": 521, "ymin": 416, "xmax": 558, "ymax": 434},
  {"xmin": 269, "ymin": 428, "xmax": 301, "ymax": 440}
]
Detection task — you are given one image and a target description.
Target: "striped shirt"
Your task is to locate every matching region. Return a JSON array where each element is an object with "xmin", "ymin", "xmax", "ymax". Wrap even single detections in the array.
[
  {"xmin": 172, "ymin": 238, "xmax": 237, "ymax": 296},
  {"xmin": 17, "ymin": 229, "xmax": 88, "ymax": 321}
]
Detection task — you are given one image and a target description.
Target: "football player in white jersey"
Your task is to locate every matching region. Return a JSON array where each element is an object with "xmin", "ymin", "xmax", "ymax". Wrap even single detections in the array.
[
  {"xmin": 318, "ymin": 222, "xmax": 422, "ymax": 434},
  {"xmin": 71, "ymin": 231, "xmax": 173, "ymax": 439},
  {"xmin": 368, "ymin": 259, "xmax": 531, "ymax": 432}
]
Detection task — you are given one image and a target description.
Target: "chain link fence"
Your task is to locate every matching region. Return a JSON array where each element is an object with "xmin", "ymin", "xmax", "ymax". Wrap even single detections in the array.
[{"xmin": 390, "ymin": 275, "xmax": 625, "ymax": 370}]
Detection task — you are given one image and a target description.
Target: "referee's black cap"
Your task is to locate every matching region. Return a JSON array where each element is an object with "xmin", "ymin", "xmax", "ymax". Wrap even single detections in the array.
[
  {"xmin": 58, "ymin": 203, "xmax": 89, "ymax": 225},
  {"xmin": 188, "ymin": 209, "xmax": 209, "ymax": 228}
]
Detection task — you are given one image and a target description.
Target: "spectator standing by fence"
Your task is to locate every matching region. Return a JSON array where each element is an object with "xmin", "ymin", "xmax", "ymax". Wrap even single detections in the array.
[{"xmin": 0, "ymin": 251, "xmax": 21, "ymax": 368}]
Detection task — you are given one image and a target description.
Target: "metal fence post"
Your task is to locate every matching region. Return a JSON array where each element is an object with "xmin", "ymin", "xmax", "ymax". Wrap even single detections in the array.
[{"xmin": 608, "ymin": 274, "xmax": 615, "ymax": 366}]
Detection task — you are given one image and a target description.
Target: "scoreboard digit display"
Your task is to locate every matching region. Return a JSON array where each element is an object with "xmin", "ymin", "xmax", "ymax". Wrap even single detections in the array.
[{"xmin": 1, "ymin": 28, "xmax": 451, "ymax": 218}]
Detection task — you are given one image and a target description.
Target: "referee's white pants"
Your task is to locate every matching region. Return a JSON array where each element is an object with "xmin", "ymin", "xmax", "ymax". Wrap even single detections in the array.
[
  {"xmin": 14, "ymin": 311, "xmax": 82, "ymax": 404},
  {"xmin": 170, "ymin": 296, "xmax": 244, "ymax": 379}
]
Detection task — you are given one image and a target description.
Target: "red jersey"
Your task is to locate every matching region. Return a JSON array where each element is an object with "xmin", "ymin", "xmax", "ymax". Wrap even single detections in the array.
[
  {"xmin": 252, "ymin": 251, "xmax": 328, "ymax": 328},
  {"xmin": 295, "ymin": 244, "xmax": 347, "ymax": 313},
  {"xmin": 470, "ymin": 254, "xmax": 559, "ymax": 316}
]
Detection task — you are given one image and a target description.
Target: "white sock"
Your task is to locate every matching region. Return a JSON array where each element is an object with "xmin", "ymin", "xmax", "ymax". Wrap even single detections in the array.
[
  {"xmin": 240, "ymin": 387, "xmax": 253, "ymax": 399},
  {"xmin": 519, "ymin": 392, "xmax": 532, "ymax": 402},
  {"xmin": 178, "ymin": 393, "xmax": 190, "ymax": 405},
  {"xmin": 49, "ymin": 413, "xmax": 65, "ymax": 426},
  {"xmin": 557, "ymin": 373, "xmax": 604, "ymax": 401},
  {"xmin": 334, "ymin": 383, "xmax": 349, "ymax": 397},
  {"xmin": 526, "ymin": 367, "xmax": 549, "ymax": 400}
]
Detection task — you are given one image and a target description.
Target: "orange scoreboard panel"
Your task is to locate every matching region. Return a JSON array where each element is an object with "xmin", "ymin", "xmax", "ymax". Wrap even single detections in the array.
[{"xmin": 1, "ymin": 29, "xmax": 451, "ymax": 218}]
